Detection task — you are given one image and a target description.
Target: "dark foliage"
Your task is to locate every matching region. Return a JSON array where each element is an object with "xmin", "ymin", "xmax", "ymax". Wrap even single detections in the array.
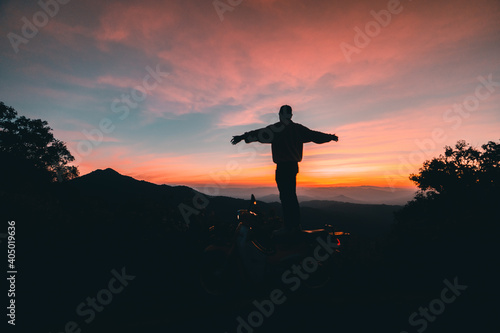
[
  {"xmin": 0, "ymin": 101, "xmax": 79, "ymax": 184},
  {"xmin": 386, "ymin": 140, "xmax": 499, "ymax": 307},
  {"xmin": 409, "ymin": 139, "xmax": 500, "ymax": 197},
  {"xmin": 396, "ymin": 139, "xmax": 499, "ymax": 231}
]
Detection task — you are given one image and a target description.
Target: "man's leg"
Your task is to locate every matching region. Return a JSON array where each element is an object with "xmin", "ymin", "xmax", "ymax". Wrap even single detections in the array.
[{"xmin": 276, "ymin": 162, "xmax": 300, "ymax": 230}]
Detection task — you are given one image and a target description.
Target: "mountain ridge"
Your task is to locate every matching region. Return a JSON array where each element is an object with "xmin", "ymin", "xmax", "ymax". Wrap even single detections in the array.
[{"xmin": 68, "ymin": 168, "xmax": 405, "ymax": 237}]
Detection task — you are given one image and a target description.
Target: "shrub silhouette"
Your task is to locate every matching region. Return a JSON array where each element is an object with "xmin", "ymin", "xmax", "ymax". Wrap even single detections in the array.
[
  {"xmin": 387, "ymin": 139, "xmax": 499, "ymax": 286},
  {"xmin": 393, "ymin": 140, "xmax": 499, "ymax": 234},
  {"xmin": 0, "ymin": 101, "xmax": 78, "ymax": 185},
  {"xmin": 409, "ymin": 139, "xmax": 499, "ymax": 198}
]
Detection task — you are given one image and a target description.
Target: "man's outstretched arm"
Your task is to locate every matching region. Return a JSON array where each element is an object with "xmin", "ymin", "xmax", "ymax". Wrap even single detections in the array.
[
  {"xmin": 301, "ymin": 125, "xmax": 338, "ymax": 144},
  {"xmin": 231, "ymin": 127, "xmax": 272, "ymax": 145}
]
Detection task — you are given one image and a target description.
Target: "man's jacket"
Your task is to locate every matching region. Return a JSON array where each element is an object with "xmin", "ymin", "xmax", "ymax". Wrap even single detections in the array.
[{"xmin": 243, "ymin": 121, "xmax": 332, "ymax": 163}]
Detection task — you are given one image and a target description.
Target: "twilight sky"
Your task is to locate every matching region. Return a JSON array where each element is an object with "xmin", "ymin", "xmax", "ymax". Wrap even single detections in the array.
[{"xmin": 1, "ymin": 0, "xmax": 499, "ymax": 188}]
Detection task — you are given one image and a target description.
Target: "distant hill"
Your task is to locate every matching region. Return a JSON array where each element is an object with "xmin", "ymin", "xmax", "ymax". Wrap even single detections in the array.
[
  {"xmin": 300, "ymin": 186, "xmax": 416, "ymax": 205},
  {"xmin": 330, "ymin": 194, "xmax": 366, "ymax": 204},
  {"xmin": 71, "ymin": 168, "xmax": 197, "ymax": 205},
  {"xmin": 195, "ymin": 185, "xmax": 416, "ymax": 205},
  {"xmin": 258, "ymin": 193, "xmax": 318, "ymax": 203},
  {"xmin": 258, "ymin": 193, "xmax": 365, "ymax": 204}
]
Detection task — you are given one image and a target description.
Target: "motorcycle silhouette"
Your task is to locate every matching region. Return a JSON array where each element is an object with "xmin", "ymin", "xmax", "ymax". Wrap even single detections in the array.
[{"xmin": 199, "ymin": 195, "xmax": 349, "ymax": 296}]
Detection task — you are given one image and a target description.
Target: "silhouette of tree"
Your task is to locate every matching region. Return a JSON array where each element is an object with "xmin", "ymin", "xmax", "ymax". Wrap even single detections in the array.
[
  {"xmin": 386, "ymin": 140, "xmax": 499, "ymax": 290},
  {"xmin": 410, "ymin": 140, "xmax": 499, "ymax": 198},
  {"xmin": 391, "ymin": 139, "xmax": 499, "ymax": 248},
  {"xmin": 0, "ymin": 101, "xmax": 79, "ymax": 182}
]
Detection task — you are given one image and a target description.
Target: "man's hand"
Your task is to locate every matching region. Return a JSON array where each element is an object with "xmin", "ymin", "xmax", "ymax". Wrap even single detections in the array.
[
  {"xmin": 331, "ymin": 134, "xmax": 339, "ymax": 142},
  {"xmin": 231, "ymin": 135, "xmax": 244, "ymax": 145}
]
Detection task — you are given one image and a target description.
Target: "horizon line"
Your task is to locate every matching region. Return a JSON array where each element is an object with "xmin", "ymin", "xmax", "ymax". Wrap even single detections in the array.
[{"xmin": 79, "ymin": 168, "xmax": 418, "ymax": 190}]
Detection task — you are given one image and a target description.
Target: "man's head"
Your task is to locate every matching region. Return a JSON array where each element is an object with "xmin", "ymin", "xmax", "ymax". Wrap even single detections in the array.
[{"xmin": 279, "ymin": 105, "xmax": 293, "ymax": 123}]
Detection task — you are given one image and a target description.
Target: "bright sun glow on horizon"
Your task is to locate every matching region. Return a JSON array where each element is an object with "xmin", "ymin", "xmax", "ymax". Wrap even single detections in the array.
[{"xmin": 1, "ymin": 0, "xmax": 499, "ymax": 189}]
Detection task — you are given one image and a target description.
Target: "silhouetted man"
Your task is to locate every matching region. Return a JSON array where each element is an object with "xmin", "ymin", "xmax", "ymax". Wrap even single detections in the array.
[{"xmin": 231, "ymin": 105, "xmax": 338, "ymax": 234}]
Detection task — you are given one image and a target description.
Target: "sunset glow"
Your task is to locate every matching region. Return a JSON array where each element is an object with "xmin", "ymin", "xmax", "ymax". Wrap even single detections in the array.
[{"xmin": 2, "ymin": 0, "xmax": 499, "ymax": 189}]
